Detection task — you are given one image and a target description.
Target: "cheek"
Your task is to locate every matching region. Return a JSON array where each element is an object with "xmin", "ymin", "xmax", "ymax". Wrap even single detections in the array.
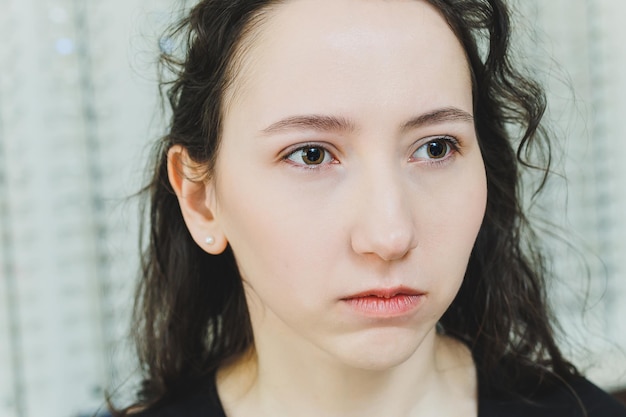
[
  {"xmin": 419, "ymin": 157, "xmax": 487, "ymax": 275},
  {"xmin": 447, "ymin": 167, "xmax": 487, "ymax": 239},
  {"xmin": 214, "ymin": 163, "xmax": 328, "ymax": 295}
]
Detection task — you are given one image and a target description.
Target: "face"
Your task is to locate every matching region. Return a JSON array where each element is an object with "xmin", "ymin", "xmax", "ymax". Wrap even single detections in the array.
[{"xmin": 211, "ymin": 0, "xmax": 487, "ymax": 370}]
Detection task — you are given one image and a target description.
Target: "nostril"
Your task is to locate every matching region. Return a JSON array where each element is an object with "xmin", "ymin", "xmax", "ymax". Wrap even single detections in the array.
[{"xmin": 365, "ymin": 230, "xmax": 417, "ymax": 262}]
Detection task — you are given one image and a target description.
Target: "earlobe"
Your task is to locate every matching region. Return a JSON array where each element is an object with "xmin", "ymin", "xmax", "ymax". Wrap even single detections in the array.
[{"xmin": 167, "ymin": 145, "xmax": 228, "ymax": 255}]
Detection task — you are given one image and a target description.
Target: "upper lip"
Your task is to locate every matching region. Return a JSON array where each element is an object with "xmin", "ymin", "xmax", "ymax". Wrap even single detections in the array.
[{"xmin": 342, "ymin": 286, "xmax": 425, "ymax": 299}]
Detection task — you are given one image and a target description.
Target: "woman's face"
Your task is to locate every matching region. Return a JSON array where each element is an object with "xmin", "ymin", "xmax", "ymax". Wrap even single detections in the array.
[{"xmin": 212, "ymin": 0, "xmax": 487, "ymax": 370}]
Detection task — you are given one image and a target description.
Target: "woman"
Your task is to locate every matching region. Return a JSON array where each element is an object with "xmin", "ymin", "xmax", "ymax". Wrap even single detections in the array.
[{"xmin": 119, "ymin": 0, "xmax": 626, "ymax": 415}]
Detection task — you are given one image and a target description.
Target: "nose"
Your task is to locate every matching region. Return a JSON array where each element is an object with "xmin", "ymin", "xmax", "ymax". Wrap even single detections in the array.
[{"xmin": 349, "ymin": 168, "xmax": 418, "ymax": 262}]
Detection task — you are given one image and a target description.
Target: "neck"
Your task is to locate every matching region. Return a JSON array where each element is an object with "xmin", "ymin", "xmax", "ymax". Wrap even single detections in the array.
[{"xmin": 217, "ymin": 331, "xmax": 476, "ymax": 417}]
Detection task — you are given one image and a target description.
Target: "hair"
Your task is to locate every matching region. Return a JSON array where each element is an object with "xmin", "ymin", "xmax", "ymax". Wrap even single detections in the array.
[{"xmin": 116, "ymin": 0, "xmax": 580, "ymax": 413}]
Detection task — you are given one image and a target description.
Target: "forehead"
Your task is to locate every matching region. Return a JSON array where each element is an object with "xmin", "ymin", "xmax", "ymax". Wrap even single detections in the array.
[{"xmin": 225, "ymin": 0, "xmax": 472, "ymax": 124}]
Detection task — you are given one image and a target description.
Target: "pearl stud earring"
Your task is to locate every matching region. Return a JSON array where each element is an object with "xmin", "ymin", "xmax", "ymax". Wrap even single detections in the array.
[{"xmin": 205, "ymin": 236, "xmax": 215, "ymax": 245}]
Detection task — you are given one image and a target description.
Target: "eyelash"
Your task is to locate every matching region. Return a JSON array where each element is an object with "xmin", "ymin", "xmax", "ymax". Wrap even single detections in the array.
[
  {"xmin": 409, "ymin": 135, "xmax": 460, "ymax": 166},
  {"xmin": 281, "ymin": 135, "xmax": 460, "ymax": 169},
  {"xmin": 282, "ymin": 142, "xmax": 338, "ymax": 170}
]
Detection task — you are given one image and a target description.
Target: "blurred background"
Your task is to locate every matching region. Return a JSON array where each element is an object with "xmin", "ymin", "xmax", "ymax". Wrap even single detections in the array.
[{"xmin": 0, "ymin": 0, "xmax": 624, "ymax": 416}]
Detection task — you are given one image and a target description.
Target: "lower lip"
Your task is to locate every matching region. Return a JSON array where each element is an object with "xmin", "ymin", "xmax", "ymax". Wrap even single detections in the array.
[{"xmin": 342, "ymin": 294, "xmax": 424, "ymax": 317}]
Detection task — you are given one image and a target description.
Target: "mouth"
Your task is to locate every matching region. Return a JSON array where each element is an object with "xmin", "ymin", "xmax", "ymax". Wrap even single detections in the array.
[
  {"xmin": 343, "ymin": 286, "xmax": 424, "ymax": 299},
  {"xmin": 341, "ymin": 286, "xmax": 425, "ymax": 317}
]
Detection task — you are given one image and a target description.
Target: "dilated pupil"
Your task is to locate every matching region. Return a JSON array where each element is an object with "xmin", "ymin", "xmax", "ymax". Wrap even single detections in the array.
[
  {"xmin": 302, "ymin": 147, "xmax": 324, "ymax": 165},
  {"xmin": 427, "ymin": 140, "xmax": 447, "ymax": 158}
]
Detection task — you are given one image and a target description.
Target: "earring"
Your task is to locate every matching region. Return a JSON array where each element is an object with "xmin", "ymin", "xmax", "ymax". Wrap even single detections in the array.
[{"xmin": 205, "ymin": 236, "xmax": 215, "ymax": 245}]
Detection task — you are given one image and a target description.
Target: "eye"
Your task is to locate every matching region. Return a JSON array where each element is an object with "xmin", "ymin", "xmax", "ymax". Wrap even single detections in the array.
[
  {"xmin": 411, "ymin": 137, "xmax": 456, "ymax": 161},
  {"xmin": 286, "ymin": 145, "xmax": 334, "ymax": 166}
]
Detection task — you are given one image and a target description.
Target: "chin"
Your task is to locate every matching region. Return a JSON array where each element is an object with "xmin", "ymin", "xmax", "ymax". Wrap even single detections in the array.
[
  {"xmin": 339, "ymin": 345, "xmax": 420, "ymax": 372},
  {"xmin": 329, "ymin": 326, "xmax": 432, "ymax": 372}
]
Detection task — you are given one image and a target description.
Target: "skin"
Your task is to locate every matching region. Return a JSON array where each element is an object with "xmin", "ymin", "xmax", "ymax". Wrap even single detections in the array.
[{"xmin": 169, "ymin": 0, "xmax": 487, "ymax": 415}]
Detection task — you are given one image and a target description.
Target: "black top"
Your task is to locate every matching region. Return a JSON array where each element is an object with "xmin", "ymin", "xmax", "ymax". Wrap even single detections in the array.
[{"xmin": 136, "ymin": 373, "xmax": 626, "ymax": 417}]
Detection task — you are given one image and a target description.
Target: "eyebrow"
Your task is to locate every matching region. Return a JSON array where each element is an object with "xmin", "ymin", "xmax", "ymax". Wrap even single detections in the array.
[
  {"xmin": 259, "ymin": 106, "xmax": 473, "ymax": 135},
  {"xmin": 260, "ymin": 114, "xmax": 356, "ymax": 135},
  {"xmin": 400, "ymin": 107, "xmax": 474, "ymax": 132}
]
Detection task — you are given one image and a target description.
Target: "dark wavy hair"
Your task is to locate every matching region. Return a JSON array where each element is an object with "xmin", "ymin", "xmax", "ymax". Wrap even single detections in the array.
[{"xmin": 118, "ymin": 0, "xmax": 579, "ymax": 413}]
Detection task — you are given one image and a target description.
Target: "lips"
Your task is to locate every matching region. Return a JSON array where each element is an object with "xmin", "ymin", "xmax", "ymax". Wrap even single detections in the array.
[
  {"xmin": 342, "ymin": 286, "xmax": 424, "ymax": 299},
  {"xmin": 341, "ymin": 286, "xmax": 425, "ymax": 317}
]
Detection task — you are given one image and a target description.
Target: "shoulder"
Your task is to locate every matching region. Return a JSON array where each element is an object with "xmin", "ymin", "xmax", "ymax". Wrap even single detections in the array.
[
  {"xmin": 572, "ymin": 379, "xmax": 626, "ymax": 416},
  {"xmin": 131, "ymin": 376, "xmax": 226, "ymax": 417},
  {"xmin": 479, "ymin": 377, "xmax": 626, "ymax": 417}
]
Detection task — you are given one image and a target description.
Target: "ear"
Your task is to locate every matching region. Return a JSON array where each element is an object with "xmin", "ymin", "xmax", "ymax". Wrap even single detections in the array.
[{"xmin": 167, "ymin": 145, "xmax": 228, "ymax": 255}]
